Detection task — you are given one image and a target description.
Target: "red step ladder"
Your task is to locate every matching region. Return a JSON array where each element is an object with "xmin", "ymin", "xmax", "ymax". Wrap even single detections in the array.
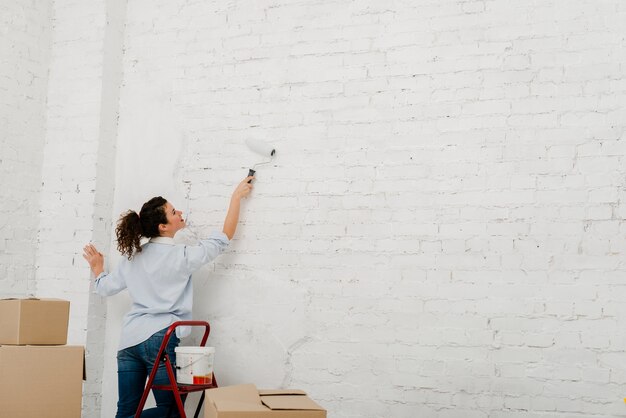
[{"xmin": 135, "ymin": 320, "xmax": 218, "ymax": 418}]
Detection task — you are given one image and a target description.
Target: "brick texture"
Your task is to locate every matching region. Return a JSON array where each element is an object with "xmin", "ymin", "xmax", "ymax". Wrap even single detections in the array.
[
  {"xmin": 4, "ymin": 0, "xmax": 626, "ymax": 417},
  {"xmin": 0, "ymin": 0, "xmax": 52, "ymax": 297}
]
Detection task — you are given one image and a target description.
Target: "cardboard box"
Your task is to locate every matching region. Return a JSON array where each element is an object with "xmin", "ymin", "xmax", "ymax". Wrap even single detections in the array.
[
  {"xmin": 204, "ymin": 384, "xmax": 326, "ymax": 418},
  {"xmin": 0, "ymin": 345, "xmax": 85, "ymax": 418},
  {"xmin": 0, "ymin": 298, "xmax": 70, "ymax": 345}
]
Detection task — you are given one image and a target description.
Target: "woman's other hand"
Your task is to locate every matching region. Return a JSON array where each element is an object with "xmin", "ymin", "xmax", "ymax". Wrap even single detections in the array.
[{"xmin": 83, "ymin": 244, "xmax": 104, "ymax": 277}]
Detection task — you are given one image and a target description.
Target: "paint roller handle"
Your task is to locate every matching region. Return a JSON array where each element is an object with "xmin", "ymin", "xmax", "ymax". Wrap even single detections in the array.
[{"xmin": 247, "ymin": 168, "xmax": 256, "ymax": 183}]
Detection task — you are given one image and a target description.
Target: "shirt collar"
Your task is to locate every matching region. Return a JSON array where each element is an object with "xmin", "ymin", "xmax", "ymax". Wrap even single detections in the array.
[{"xmin": 149, "ymin": 236, "xmax": 176, "ymax": 245}]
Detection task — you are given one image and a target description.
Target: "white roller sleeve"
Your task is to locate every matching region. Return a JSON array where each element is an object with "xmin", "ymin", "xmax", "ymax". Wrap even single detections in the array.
[{"xmin": 246, "ymin": 139, "xmax": 275, "ymax": 157}]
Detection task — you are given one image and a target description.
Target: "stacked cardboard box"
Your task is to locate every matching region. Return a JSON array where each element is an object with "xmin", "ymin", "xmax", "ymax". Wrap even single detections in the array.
[{"xmin": 0, "ymin": 298, "xmax": 85, "ymax": 418}]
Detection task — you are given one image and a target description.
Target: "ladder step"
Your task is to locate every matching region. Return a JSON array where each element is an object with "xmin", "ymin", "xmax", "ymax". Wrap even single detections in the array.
[{"xmin": 152, "ymin": 383, "xmax": 217, "ymax": 393}]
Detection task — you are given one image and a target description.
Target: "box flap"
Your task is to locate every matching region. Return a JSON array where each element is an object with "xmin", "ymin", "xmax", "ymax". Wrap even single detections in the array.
[
  {"xmin": 260, "ymin": 394, "xmax": 325, "ymax": 411},
  {"xmin": 205, "ymin": 384, "xmax": 262, "ymax": 405},
  {"xmin": 79, "ymin": 346, "xmax": 86, "ymax": 380},
  {"xmin": 258, "ymin": 389, "xmax": 307, "ymax": 396},
  {"xmin": 213, "ymin": 400, "xmax": 269, "ymax": 412}
]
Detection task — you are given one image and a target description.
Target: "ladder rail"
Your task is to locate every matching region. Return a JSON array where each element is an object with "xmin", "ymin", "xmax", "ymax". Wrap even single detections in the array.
[{"xmin": 134, "ymin": 321, "xmax": 217, "ymax": 418}]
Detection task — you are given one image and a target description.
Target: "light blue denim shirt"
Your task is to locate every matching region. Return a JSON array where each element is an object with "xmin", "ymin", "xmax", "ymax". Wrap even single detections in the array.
[{"xmin": 94, "ymin": 231, "xmax": 229, "ymax": 351}]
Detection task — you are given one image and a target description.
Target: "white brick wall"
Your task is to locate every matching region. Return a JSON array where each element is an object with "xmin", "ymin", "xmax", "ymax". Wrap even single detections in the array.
[
  {"xmin": 36, "ymin": 0, "xmax": 107, "ymax": 342},
  {"xmin": 2, "ymin": 0, "xmax": 626, "ymax": 417},
  {"xmin": 35, "ymin": 0, "xmax": 125, "ymax": 416},
  {"xmin": 95, "ymin": 1, "xmax": 626, "ymax": 417},
  {"xmin": 0, "ymin": 0, "xmax": 52, "ymax": 296},
  {"xmin": 96, "ymin": 1, "xmax": 626, "ymax": 416}
]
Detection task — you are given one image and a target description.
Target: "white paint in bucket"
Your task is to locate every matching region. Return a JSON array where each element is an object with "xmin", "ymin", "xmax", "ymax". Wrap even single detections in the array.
[{"xmin": 174, "ymin": 346, "xmax": 215, "ymax": 385}]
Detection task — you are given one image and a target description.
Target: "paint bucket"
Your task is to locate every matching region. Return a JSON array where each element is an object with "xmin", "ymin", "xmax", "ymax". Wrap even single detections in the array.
[{"xmin": 174, "ymin": 346, "xmax": 215, "ymax": 385}]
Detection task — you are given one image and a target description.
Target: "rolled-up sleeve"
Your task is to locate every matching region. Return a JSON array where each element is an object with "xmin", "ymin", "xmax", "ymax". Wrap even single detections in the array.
[
  {"xmin": 94, "ymin": 268, "xmax": 127, "ymax": 296},
  {"xmin": 184, "ymin": 231, "xmax": 230, "ymax": 272}
]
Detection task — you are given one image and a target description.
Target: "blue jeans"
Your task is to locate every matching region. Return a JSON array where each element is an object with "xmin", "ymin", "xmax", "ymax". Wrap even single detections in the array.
[{"xmin": 116, "ymin": 327, "xmax": 182, "ymax": 418}]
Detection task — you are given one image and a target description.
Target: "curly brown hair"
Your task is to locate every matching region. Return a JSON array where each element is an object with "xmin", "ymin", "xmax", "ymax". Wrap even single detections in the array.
[{"xmin": 115, "ymin": 196, "xmax": 168, "ymax": 259}]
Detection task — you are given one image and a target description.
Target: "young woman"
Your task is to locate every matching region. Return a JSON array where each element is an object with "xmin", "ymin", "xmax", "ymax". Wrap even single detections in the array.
[{"xmin": 83, "ymin": 176, "xmax": 253, "ymax": 418}]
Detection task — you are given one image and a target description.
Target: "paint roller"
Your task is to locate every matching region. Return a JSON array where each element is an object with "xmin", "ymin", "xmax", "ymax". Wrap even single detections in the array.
[{"xmin": 246, "ymin": 139, "xmax": 276, "ymax": 182}]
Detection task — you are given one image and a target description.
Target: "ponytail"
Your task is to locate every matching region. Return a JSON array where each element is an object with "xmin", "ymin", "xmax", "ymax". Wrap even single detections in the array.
[
  {"xmin": 115, "ymin": 196, "xmax": 168, "ymax": 259},
  {"xmin": 116, "ymin": 211, "xmax": 142, "ymax": 259}
]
